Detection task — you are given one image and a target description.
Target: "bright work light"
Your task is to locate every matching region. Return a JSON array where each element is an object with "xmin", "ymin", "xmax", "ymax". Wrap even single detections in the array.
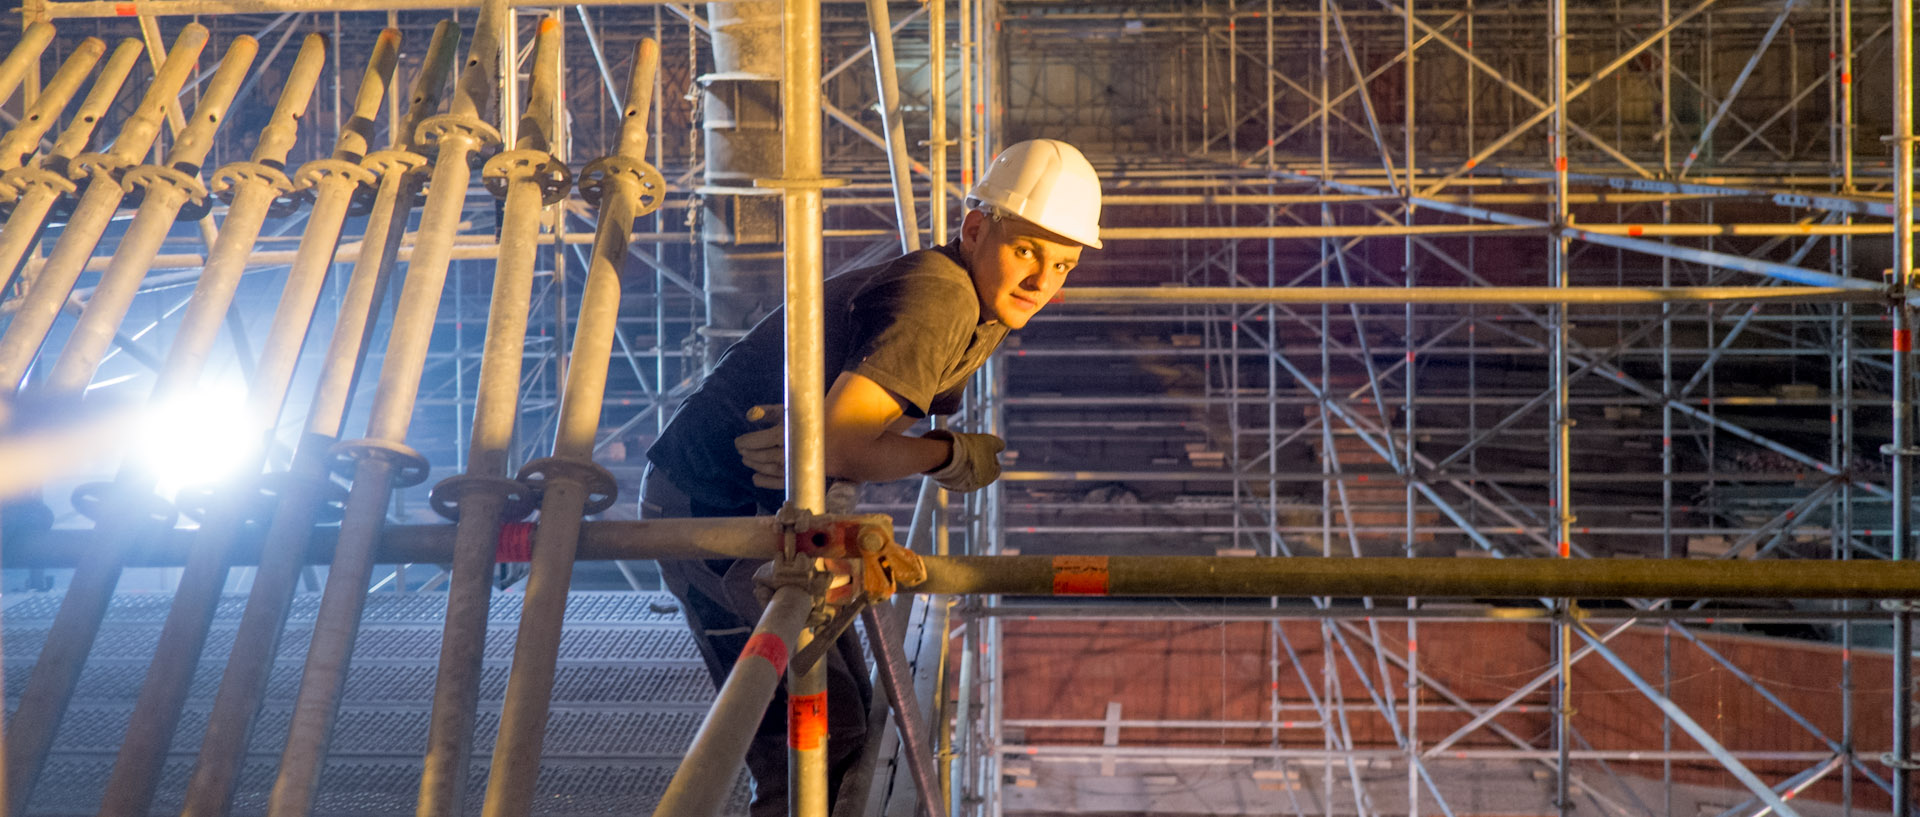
[{"xmin": 131, "ymin": 385, "xmax": 260, "ymax": 495}]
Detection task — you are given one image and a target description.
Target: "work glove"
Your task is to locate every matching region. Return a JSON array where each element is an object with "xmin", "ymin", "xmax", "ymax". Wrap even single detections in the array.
[
  {"xmin": 921, "ymin": 429, "xmax": 1006, "ymax": 493},
  {"xmin": 734, "ymin": 404, "xmax": 860, "ymax": 513}
]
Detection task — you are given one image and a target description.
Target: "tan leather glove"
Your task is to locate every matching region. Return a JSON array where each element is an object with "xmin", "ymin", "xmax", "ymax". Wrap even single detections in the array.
[{"xmin": 921, "ymin": 429, "xmax": 1006, "ymax": 493}]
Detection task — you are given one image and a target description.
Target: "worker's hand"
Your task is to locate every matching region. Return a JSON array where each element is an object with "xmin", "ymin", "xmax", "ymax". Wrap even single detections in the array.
[
  {"xmin": 735, "ymin": 404, "xmax": 785, "ymax": 490},
  {"xmin": 735, "ymin": 404, "xmax": 861, "ymax": 512},
  {"xmin": 921, "ymin": 429, "xmax": 1006, "ymax": 493}
]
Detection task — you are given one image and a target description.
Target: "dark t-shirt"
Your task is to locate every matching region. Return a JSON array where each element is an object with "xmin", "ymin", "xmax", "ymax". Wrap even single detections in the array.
[{"xmin": 647, "ymin": 240, "xmax": 1009, "ymax": 512}]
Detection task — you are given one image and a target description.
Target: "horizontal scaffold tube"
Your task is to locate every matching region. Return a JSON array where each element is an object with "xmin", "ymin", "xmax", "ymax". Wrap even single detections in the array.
[
  {"xmin": 11, "ymin": 521, "xmax": 1920, "ymax": 600},
  {"xmin": 1057, "ymin": 286, "xmax": 1881, "ymax": 305},
  {"xmin": 906, "ymin": 555, "xmax": 1920, "ymax": 599}
]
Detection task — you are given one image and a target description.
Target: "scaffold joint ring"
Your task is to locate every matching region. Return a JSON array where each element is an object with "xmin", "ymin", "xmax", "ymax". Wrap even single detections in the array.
[
  {"xmin": 69, "ymin": 481, "xmax": 178, "ymax": 528},
  {"xmin": 1880, "ymin": 752, "xmax": 1920, "ymax": 770},
  {"xmin": 123, "ymin": 164, "xmax": 213, "ymax": 220},
  {"xmin": 68, "ymin": 151, "xmax": 133, "ymax": 183},
  {"xmin": 516, "ymin": 456, "xmax": 619, "ymax": 515},
  {"xmin": 482, "ymin": 149, "xmax": 572, "ymax": 205},
  {"xmin": 211, "ymin": 160, "xmax": 300, "ymax": 216},
  {"xmin": 414, "ymin": 113, "xmax": 505, "ymax": 160},
  {"xmin": 577, "ymin": 155, "xmax": 666, "ymax": 215},
  {"xmin": 0, "ymin": 166, "xmax": 77, "ymax": 203},
  {"xmin": 428, "ymin": 473, "xmax": 539, "ymax": 522},
  {"xmin": 329, "ymin": 438, "xmax": 433, "ymax": 488}
]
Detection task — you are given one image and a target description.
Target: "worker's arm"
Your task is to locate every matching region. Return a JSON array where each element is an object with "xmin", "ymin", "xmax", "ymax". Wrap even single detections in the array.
[{"xmin": 821, "ymin": 370, "xmax": 953, "ymax": 482}]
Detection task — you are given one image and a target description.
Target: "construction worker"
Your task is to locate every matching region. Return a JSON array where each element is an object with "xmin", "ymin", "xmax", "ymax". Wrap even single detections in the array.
[{"xmin": 640, "ymin": 138, "xmax": 1102, "ymax": 814}]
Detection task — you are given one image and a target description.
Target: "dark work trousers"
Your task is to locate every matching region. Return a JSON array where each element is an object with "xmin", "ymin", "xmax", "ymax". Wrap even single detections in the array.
[{"xmin": 640, "ymin": 464, "xmax": 873, "ymax": 817}]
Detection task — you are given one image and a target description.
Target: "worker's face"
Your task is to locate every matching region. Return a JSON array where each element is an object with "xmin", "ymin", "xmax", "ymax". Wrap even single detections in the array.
[{"xmin": 960, "ymin": 210, "xmax": 1084, "ymax": 330}]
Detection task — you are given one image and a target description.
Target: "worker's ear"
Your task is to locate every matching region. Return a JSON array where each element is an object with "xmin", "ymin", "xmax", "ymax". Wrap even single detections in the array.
[{"xmin": 959, "ymin": 209, "xmax": 988, "ymax": 253}]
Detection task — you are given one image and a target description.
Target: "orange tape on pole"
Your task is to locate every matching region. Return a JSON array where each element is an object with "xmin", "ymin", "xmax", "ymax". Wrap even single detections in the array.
[
  {"xmin": 741, "ymin": 633, "xmax": 789, "ymax": 676},
  {"xmin": 1051, "ymin": 555, "xmax": 1110, "ymax": 595},
  {"xmin": 788, "ymin": 692, "xmax": 828, "ymax": 751}
]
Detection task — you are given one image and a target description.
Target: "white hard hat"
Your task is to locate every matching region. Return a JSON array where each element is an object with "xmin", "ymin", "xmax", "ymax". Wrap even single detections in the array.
[{"xmin": 964, "ymin": 138, "xmax": 1102, "ymax": 249}]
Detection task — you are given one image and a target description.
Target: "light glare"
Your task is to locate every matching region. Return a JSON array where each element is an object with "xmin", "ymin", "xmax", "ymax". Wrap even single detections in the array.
[{"xmin": 134, "ymin": 386, "xmax": 258, "ymax": 493}]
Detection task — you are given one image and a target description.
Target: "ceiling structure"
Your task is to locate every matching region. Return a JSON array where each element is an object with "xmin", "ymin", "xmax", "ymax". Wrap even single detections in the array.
[{"xmin": 0, "ymin": 0, "xmax": 1915, "ymax": 815}]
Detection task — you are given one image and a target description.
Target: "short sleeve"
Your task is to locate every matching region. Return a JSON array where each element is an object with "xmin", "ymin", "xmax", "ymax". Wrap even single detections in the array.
[
  {"xmin": 927, "ymin": 384, "xmax": 966, "ymax": 416},
  {"xmin": 846, "ymin": 271, "xmax": 979, "ymax": 415}
]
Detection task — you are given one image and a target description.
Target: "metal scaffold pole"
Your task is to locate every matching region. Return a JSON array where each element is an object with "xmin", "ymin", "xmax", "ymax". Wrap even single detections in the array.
[
  {"xmin": 93, "ymin": 34, "xmax": 333, "ymax": 817},
  {"xmin": 1888, "ymin": 0, "xmax": 1916, "ymax": 808},
  {"xmin": 0, "ymin": 24, "xmax": 207, "ymax": 397},
  {"xmin": 780, "ymin": 0, "xmax": 831, "ymax": 811},
  {"xmin": 0, "ymin": 36, "xmax": 138, "ymax": 296},
  {"xmin": 479, "ymin": 34, "xmax": 663, "ymax": 817},
  {"xmin": 264, "ymin": 3, "xmax": 505, "ymax": 813},
  {"xmin": 0, "ymin": 4, "xmax": 1916, "ymax": 815},
  {"xmin": 417, "ymin": 15, "xmax": 565, "ymax": 817},
  {"xmin": 177, "ymin": 25, "xmax": 448, "ymax": 817},
  {"xmin": 864, "ymin": 0, "xmax": 920, "ymax": 253},
  {"xmin": 1, "ymin": 31, "xmax": 249, "ymax": 814},
  {"xmin": 0, "ymin": 34, "xmax": 104, "ymax": 196}
]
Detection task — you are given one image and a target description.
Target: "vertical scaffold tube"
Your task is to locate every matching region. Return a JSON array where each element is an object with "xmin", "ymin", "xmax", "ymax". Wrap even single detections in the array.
[
  {"xmin": 0, "ymin": 37, "xmax": 140, "ymax": 295},
  {"xmin": 782, "ymin": 0, "xmax": 827, "ymax": 518},
  {"xmin": 864, "ymin": 0, "xmax": 920, "ymax": 253},
  {"xmin": 178, "ymin": 25, "xmax": 451, "ymax": 817},
  {"xmin": 929, "ymin": 0, "xmax": 949, "ymax": 247},
  {"xmin": 1888, "ymin": 0, "xmax": 1915, "ymax": 809},
  {"xmin": 0, "ymin": 29, "xmax": 220, "ymax": 817},
  {"xmin": 264, "ymin": 5, "xmax": 506, "ymax": 816},
  {"xmin": 782, "ymin": 0, "xmax": 831, "ymax": 813},
  {"xmin": 1547, "ymin": 0, "xmax": 1575, "ymax": 814},
  {"xmin": 480, "ymin": 36, "xmax": 664, "ymax": 817},
  {"xmin": 0, "ymin": 24, "xmax": 207, "ymax": 393},
  {"xmin": 92, "ymin": 34, "xmax": 334, "ymax": 817},
  {"xmin": 421, "ymin": 17, "xmax": 567, "ymax": 817}
]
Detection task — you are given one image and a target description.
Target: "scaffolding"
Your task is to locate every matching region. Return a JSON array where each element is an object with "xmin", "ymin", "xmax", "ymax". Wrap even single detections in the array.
[{"xmin": 0, "ymin": 0, "xmax": 1914, "ymax": 816}]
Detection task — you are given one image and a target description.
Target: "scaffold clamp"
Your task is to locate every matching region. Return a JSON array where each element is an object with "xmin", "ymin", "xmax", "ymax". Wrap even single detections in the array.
[{"xmin": 1879, "ymin": 752, "xmax": 1920, "ymax": 771}]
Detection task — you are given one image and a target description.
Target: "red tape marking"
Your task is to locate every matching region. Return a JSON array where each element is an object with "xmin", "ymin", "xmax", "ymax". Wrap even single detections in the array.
[
  {"xmin": 789, "ymin": 691, "xmax": 828, "ymax": 751},
  {"xmin": 1052, "ymin": 556, "xmax": 1110, "ymax": 596},
  {"xmin": 741, "ymin": 633, "xmax": 789, "ymax": 676},
  {"xmin": 496, "ymin": 522, "xmax": 535, "ymax": 562},
  {"xmin": 1896, "ymin": 329, "xmax": 1913, "ymax": 353},
  {"xmin": 114, "ymin": 3, "xmax": 136, "ymax": 14}
]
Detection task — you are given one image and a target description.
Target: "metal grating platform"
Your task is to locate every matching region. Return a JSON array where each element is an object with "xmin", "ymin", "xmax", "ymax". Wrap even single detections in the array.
[{"xmin": 4, "ymin": 590, "xmax": 750, "ymax": 817}]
